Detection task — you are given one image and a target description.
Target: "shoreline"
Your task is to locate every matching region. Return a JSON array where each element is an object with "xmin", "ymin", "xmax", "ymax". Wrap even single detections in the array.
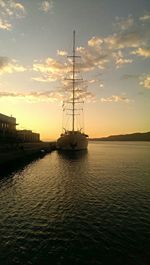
[{"xmin": 0, "ymin": 142, "xmax": 56, "ymax": 172}]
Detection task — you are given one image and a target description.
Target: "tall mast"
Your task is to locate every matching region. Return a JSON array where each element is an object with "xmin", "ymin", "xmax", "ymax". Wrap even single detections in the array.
[
  {"xmin": 72, "ymin": 30, "xmax": 75, "ymax": 132},
  {"xmin": 67, "ymin": 31, "xmax": 81, "ymax": 132}
]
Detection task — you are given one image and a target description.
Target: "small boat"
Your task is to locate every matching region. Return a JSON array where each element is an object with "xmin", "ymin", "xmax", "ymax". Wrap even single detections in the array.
[{"xmin": 57, "ymin": 31, "xmax": 88, "ymax": 151}]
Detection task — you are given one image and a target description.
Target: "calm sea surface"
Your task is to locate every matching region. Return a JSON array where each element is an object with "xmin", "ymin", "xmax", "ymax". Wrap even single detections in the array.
[{"xmin": 0, "ymin": 142, "xmax": 150, "ymax": 265}]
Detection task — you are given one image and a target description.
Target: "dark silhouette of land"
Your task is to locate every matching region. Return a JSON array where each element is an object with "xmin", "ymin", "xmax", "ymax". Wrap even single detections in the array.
[{"xmin": 89, "ymin": 132, "xmax": 150, "ymax": 141}]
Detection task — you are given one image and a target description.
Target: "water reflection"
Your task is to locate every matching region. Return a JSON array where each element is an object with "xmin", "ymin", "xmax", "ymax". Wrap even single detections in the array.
[
  {"xmin": 57, "ymin": 149, "xmax": 88, "ymax": 161},
  {"xmin": 0, "ymin": 156, "xmax": 43, "ymax": 179},
  {"xmin": 0, "ymin": 143, "xmax": 150, "ymax": 265}
]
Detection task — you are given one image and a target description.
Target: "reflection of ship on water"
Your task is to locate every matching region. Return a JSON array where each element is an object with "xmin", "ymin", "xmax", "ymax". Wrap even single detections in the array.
[
  {"xmin": 58, "ymin": 149, "xmax": 88, "ymax": 161},
  {"xmin": 57, "ymin": 31, "xmax": 88, "ymax": 151}
]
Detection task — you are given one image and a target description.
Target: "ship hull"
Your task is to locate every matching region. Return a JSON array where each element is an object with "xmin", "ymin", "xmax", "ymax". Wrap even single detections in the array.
[{"xmin": 57, "ymin": 132, "xmax": 88, "ymax": 151}]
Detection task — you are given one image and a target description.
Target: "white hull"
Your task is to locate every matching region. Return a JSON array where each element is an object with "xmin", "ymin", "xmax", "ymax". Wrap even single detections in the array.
[{"xmin": 57, "ymin": 131, "xmax": 88, "ymax": 150}]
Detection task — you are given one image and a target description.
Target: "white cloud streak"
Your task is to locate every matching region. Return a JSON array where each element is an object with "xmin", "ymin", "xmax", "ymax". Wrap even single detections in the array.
[
  {"xmin": 0, "ymin": 88, "xmax": 95, "ymax": 103},
  {"xmin": 100, "ymin": 95, "xmax": 131, "ymax": 103},
  {"xmin": 0, "ymin": 90, "xmax": 64, "ymax": 103},
  {"xmin": 139, "ymin": 14, "xmax": 150, "ymax": 22}
]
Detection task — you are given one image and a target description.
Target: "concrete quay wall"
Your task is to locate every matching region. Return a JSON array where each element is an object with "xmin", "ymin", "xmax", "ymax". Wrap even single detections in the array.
[{"xmin": 0, "ymin": 142, "xmax": 56, "ymax": 169}]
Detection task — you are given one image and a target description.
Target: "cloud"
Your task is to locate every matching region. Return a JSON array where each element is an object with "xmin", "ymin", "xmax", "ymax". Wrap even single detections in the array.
[
  {"xmin": 77, "ymin": 90, "xmax": 95, "ymax": 102},
  {"xmin": 88, "ymin": 36, "xmax": 103, "ymax": 49},
  {"xmin": 40, "ymin": 1, "xmax": 53, "ymax": 12},
  {"xmin": 0, "ymin": 88, "xmax": 95, "ymax": 103},
  {"xmin": 81, "ymin": 34, "xmax": 134, "ymax": 71},
  {"xmin": 33, "ymin": 57, "xmax": 70, "ymax": 82},
  {"xmin": 0, "ymin": 0, "xmax": 26, "ymax": 17},
  {"xmin": 139, "ymin": 14, "xmax": 150, "ymax": 22},
  {"xmin": 13, "ymin": 2, "xmax": 26, "ymax": 18},
  {"xmin": 0, "ymin": 18, "xmax": 12, "ymax": 30},
  {"xmin": 33, "ymin": 47, "xmax": 108, "ymax": 86},
  {"xmin": 105, "ymin": 30, "xmax": 147, "ymax": 49},
  {"xmin": 114, "ymin": 15, "xmax": 134, "ymax": 31},
  {"xmin": 140, "ymin": 75, "xmax": 150, "ymax": 89},
  {"xmin": 74, "ymin": 14, "xmax": 149, "ymax": 73},
  {"xmin": 32, "ymin": 56, "xmax": 96, "ymax": 103},
  {"xmin": 68, "ymin": 88, "xmax": 95, "ymax": 102},
  {"xmin": 32, "ymin": 57, "xmax": 96, "ymax": 102},
  {"xmin": 88, "ymin": 79, "xmax": 104, "ymax": 88},
  {"xmin": 105, "ymin": 13, "xmax": 150, "ymax": 50},
  {"xmin": 113, "ymin": 50, "xmax": 133, "ymax": 68},
  {"xmin": 89, "ymin": 79, "xmax": 96, "ymax": 84},
  {"xmin": 77, "ymin": 46, "xmax": 109, "ymax": 71},
  {"xmin": 100, "ymin": 95, "xmax": 131, "ymax": 103},
  {"xmin": 57, "ymin": 50, "xmax": 68, "ymax": 56},
  {"xmin": 33, "ymin": 58, "xmax": 67, "ymax": 74},
  {"xmin": 31, "ymin": 13, "xmax": 150, "ymax": 103},
  {"xmin": 0, "ymin": 57, "xmax": 10, "ymax": 68},
  {"xmin": 0, "ymin": 90, "xmax": 64, "ymax": 102},
  {"xmin": 32, "ymin": 76, "xmax": 56, "ymax": 82},
  {"xmin": 32, "ymin": 13, "xmax": 150, "ymax": 86},
  {"xmin": 0, "ymin": 91, "xmax": 22, "ymax": 97},
  {"xmin": 0, "ymin": 56, "xmax": 26, "ymax": 74},
  {"xmin": 0, "ymin": 0, "xmax": 26, "ymax": 30},
  {"xmin": 131, "ymin": 47, "xmax": 150, "ymax": 58},
  {"xmin": 58, "ymin": 78, "xmax": 96, "ymax": 102}
]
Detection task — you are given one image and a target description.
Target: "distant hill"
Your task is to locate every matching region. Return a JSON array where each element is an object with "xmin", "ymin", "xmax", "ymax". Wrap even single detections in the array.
[{"xmin": 89, "ymin": 132, "xmax": 150, "ymax": 141}]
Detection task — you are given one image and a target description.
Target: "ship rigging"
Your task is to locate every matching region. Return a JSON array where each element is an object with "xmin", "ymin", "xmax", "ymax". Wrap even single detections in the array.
[{"xmin": 57, "ymin": 31, "xmax": 88, "ymax": 150}]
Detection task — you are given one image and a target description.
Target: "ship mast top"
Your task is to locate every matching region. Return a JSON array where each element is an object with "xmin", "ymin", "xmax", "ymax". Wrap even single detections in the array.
[
  {"xmin": 72, "ymin": 30, "xmax": 75, "ymax": 132},
  {"xmin": 65, "ymin": 31, "xmax": 83, "ymax": 132},
  {"xmin": 67, "ymin": 30, "xmax": 82, "ymax": 132}
]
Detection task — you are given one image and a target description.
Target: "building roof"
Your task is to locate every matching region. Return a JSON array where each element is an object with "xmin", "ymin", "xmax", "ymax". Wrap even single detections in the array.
[{"xmin": 0, "ymin": 113, "xmax": 17, "ymax": 125}]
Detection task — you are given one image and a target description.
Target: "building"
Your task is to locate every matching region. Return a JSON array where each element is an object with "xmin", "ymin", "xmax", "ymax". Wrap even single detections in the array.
[
  {"xmin": 17, "ymin": 130, "xmax": 40, "ymax": 142},
  {"xmin": 0, "ymin": 113, "xmax": 40, "ymax": 143},
  {"xmin": 0, "ymin": 113, "xmax": 17, "ymax": 142}
]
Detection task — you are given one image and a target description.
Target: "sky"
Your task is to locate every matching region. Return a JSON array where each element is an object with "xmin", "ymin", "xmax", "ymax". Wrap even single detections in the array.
[{"xmin": 0, "ymin": 0, "xmax": 150, "ymax": 140}]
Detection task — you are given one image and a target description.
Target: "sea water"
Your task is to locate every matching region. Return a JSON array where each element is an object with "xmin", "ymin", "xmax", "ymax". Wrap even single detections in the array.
[{"xmin": 0, "ymin": 142, "xmax": 150, "ymax": 265}]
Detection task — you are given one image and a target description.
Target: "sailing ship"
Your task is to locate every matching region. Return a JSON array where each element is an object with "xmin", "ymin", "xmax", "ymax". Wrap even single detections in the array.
[{"xmin": 57, "ymin": 31, "xmax": 88, "ymax": 150}]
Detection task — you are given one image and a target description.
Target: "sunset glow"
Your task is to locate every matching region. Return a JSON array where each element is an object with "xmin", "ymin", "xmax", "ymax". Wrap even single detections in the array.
[{"xmin": 0, "ymin": 0, "xmax": 150, "ymax": 140}]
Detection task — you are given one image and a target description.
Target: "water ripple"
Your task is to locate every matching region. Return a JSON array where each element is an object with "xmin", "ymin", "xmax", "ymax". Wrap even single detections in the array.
[{"xmin": 0, "ymin": 142, "xmax": 150, "ymax": 265}]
